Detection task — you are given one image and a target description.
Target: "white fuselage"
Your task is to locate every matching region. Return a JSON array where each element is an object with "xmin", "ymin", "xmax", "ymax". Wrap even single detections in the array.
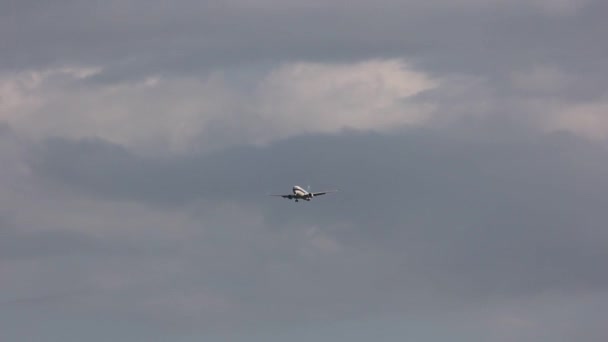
[{"xmin": 293, "ymin": 185, "xmax": 312, "ymax": 200}]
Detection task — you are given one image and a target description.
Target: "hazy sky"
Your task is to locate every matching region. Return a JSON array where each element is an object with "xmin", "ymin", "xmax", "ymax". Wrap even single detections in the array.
[{"xmin": 1, "ymin": 1, "xmax": 608, "ymax": 341}]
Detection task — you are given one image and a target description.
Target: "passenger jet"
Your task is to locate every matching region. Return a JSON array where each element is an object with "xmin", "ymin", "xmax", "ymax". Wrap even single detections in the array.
[{"xmin": 270, "ymin": 185, "xmax": 337, "ymax": 202}]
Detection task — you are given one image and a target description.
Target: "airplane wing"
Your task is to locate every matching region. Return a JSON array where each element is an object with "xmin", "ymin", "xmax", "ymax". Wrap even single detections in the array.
[
  {"xmin": 311, "ymin": 190, "xmax": 338, "ymax": 197},
  {"xmin": 269, "ymin": 194, "xmax": 294, "ymax": 199}
]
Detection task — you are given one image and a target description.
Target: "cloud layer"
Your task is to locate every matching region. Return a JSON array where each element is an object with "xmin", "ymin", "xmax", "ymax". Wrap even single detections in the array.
[
  {"xmin": 0, "ymin": 60, "xmax": 437, "ymax": 154},
  {"xmin": 1, "ymin": 0, "xmax": 608, "ymax": 341}
]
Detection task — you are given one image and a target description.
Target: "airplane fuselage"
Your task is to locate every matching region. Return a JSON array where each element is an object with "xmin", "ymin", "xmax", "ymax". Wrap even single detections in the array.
[{"xmin": 292, "ymin": 185, "xmax": 313, "ymax": 201}]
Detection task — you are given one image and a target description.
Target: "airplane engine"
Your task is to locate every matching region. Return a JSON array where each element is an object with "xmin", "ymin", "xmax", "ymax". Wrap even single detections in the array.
[{"xmin": 308, "ymin": 193, "xmax": 314, "ymax": 199}]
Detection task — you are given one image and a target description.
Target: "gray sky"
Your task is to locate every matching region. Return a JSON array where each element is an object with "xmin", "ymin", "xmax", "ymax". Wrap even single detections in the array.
[{"xmin": 1, "ymin": 1, "xmax": 608, "ymax": 341}]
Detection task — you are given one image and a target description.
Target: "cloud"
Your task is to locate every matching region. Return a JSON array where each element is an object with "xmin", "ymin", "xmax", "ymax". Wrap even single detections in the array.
[
  {"xmin": 2, "ymin": 0, "xmax": 605, "ymax": 79},
  {"xmin": 1, "ymin": 0, "xmax": 608, "ymax": 340},
  {"xmin": 252, "ymin": 60, "xmax": 436, "ymax": 141},
  {"xmin": 0, "ymin": 60, "xmax": 437, "ymax": 154},
  {"xmin": 1, "ymin": 52, "xmax": 607, "ymax": 340},
  {"xmin": 0, "ymin": 67, "xmax": 235, "ymax": 154},
  {"xmin": 0, "ymin": 220, "xmax": 142, "ymax": 261},
  {"xmin": 510, "ymin": 65, "xmax": 571, "ymax": 94},
  {"xmin": 549, "ymin": 100, "xmax": 608, "ymax": 141},
  {"xmin": 16, "ymin": 125, "xmax": 608, "ymax": 330}
]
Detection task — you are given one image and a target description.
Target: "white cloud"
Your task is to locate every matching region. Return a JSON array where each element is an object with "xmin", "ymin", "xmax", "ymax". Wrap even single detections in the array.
[
  {"xmin": 7, "ymin": 59, "xmax": 605, "ymax": 155},
  {"xmin": 508, "ymin": 90, "xmax": 608, "ymax": 143},
  {"xmin": 252, "ymin": 59, "xmax": 438, "ymax": 143},
  {"xmin": 0, "ymin": 68, "xmax": 236, "ymax": 155},
  {"xmin": 0, "ymin": 60, "xmax": 438, "ymax": 154},
  {"xmin": 549, "ymin": 100, "xmax": 608, "ymax": 141}
]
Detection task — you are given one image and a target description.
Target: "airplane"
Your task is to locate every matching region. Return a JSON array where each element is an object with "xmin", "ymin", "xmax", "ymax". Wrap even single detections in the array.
[{"xmin": 270, "ymin": 185, "xmax": 337, "ymax": 202}]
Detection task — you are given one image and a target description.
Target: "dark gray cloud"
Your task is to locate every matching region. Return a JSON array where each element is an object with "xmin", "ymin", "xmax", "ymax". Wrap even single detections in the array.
[
  {"xmin": 2, "ymin": 0, "xmax": 607, "ymax": 86},
  {"xmin": 26, "ymin": 125, "xmax": 608, "ymax": 308},
  {"xmin": 0, "ymin": 212, "xmax": 168, "ymax": 261},
  {"xmin": 0, "ymin": 220, "xmax": 135, "ymax": 260}
]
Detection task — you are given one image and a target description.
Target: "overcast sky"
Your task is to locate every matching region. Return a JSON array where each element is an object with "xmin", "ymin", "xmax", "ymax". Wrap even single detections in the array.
[{"xmin": 1, "ymin": 1, "xmax": 608, "ymax": 341}]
